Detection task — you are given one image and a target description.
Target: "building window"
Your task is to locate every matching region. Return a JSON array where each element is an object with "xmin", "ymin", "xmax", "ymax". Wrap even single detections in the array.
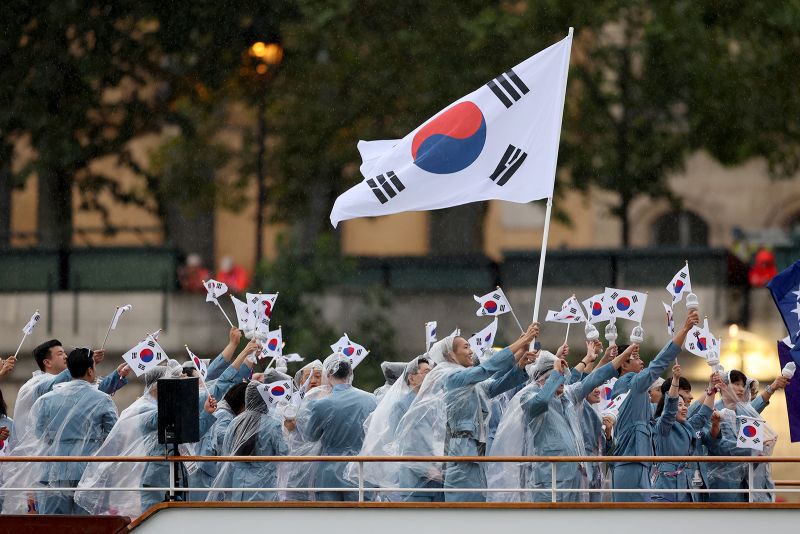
[{"xmin": 651, "ymin": 210, "xmax": 709, "ymax": 247}]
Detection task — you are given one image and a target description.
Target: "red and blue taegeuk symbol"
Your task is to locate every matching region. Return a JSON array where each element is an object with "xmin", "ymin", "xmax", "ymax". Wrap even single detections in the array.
[
  {"xmin": 267, "ymin": 338, "xmax": 279, "ymax": 351},
  {"xmin": 743, "ymin": 425, "xmax": 757, "ymax": 438},
  {"xmin": 673, "ymin": 280, "xmax": 685, "ymax": 294},
  {"xmin": 411, "ymin": 101, "xmax": 486, "ymax": 174},
  {"xmin": 343, "ymin": 346, "xmax": 355, "ymax": 357},
  {"xmin": 483, "ymin": 300, "xmax": 498, "ymax": 313},
  {"xmin": 616, "ymin": 297, "xmax": 631, "ymax": 311},
  {"xmin": 591, "ymin": 301, "xmax": 603, "ymax": 316},
  {"xmin": 484, "ymin": 332, "xmax": 493, "ymax": 343},
  {"xmin": 697, "ymin": 337, "xmax": 707, "ymax": 351},
  {"xmin": 270, "ymin": 385, "xmax": 286, "ymax": 397},
  {"xmin": 140, "ymin": 348, "xmax": 154, "ymax": 363},
  {"xmin": 262, "ymin": 300, "xmax": 273, "ymax": 318}
]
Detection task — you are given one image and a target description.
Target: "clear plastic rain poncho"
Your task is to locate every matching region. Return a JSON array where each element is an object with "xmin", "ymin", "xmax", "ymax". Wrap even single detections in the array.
[
  {"xmin": 705, "ymin": 373, "xmax": 778, "ymax": 502},
  {"xmin": 278, "ymin": 360, "xmax": 328, "ymax": 500},
  {"xmin": 206, "ymin": 381, "xmax": 288, "ymax": 502},
  {"xmin": 486, "ymin": 351, "xmax": 588, "ymax": 502},
  {"xmin": 346, "ymin": 357, "xmax": 427, "ymax": 497},
  {"xmin": 75, "ymin": 360, "xmax": 185, "ymax": 517},
  {"xmin": 9, "ymin": 371, "xmax": 58, "ymax": 452},
  {"xmin": 373, "ymin": 361, "xmax": 408, "ymax": 402},
  {"xmin": 294, "ymin": 354, "xmax": 377, "ymax": 501},
  {"xmin": 1, "ymin": 370, "xmax": 119, "ymax": 514}
]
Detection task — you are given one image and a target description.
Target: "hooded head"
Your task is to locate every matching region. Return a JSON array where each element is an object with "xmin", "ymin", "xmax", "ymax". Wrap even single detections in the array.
[
  {"xmin": 529, "ymin": 351, "xmax": 557, "ymax": 382},
  {"xmin": 380, "ymin": 361, "xmax": 407, "ymax": 385},
  {"xmin": 323, "ymin": 354, "xmax": 353, "ymax": 384},
  {"xmin": 143, "ymin": 360, "xmax": 183, "ymax": 397},
  {"xmin": 245, "ymin": 381, "xmax": 270, "ymax": 414}
]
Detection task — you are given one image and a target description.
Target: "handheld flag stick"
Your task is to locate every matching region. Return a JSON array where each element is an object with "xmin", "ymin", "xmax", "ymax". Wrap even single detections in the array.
[
  {"xmin": 215, "ymin": 300, "xmax": 235, "ymax": 328},
  {"xmin": 100, "ymin": 306, "xmax": 118, "ymax": 350},
  {"xmin": 564, "ymin": 322, "xmax": 571, "ymax": 344},
  {"xmin": 509, "ymin": 309, "xmax": 525, "ymax": 334},
  {"xmin": 12, "ymin": 334, "xmax": 28, "ymax": 359}
]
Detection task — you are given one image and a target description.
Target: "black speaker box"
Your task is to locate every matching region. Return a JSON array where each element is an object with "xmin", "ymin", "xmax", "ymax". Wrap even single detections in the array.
[{"xmin": 157, "ymin": 377, "xmax": 199, "ymax": 445}]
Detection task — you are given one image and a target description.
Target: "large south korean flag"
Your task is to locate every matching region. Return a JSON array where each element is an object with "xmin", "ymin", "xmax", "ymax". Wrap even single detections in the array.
[{"xmin": 330, "ymin": 30, "xmax": 573, "ymax": 227}]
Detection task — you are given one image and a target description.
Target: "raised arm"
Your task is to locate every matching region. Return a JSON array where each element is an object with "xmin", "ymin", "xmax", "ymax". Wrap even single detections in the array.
[{"xmin": 521, "ymin": 370, "xmax": 565, "ymax": 418}]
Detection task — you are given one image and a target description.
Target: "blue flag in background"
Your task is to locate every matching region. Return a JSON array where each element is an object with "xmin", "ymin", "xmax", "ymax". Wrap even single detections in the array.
[
  {"xmin": 777, "ymin": 340, "xmax": 800, "ymax": 442},
  {"xmin": 766, "ymin": 260, "xmax": 800, "ymax": 359}
]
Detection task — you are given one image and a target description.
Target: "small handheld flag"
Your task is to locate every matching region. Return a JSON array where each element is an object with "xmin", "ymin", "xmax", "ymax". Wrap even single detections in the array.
[
  {"xmin": 736, "ymin": 416, "xmax": 765, "ymax": 451},
  {"xmin": 425, "ymin": 321, "xmax": 438, "ymax": 351},
  {"xmin": 468, "ymin": 317, "xmax": 498, "ymax": 359},
  {"xmin": 667, "ymin": 264, "xmax": 692, "ymax": 305},
  {"xmin": 662, "ymin": 302, "xmax": 675, "ymax": 338},
  {"xmin": 122, "ymin": 336, "xmax": 167, "ymax": 377},
  {"xmin": 246, "ymin": 292, "xmax": 279, "ymax": 335},
  {"xmin": 546, "ymin": 296, "xmax": 586, "ymax": 324},
  {"xmin": 684, "ymin": 320, "xmax": 717, "ymax": 358},
  {"xmin": 259, "ymin": 327, "xmax": 283, "ymax": 360},
  {"xmin": 185, "ymin": 345, "xmax": 210, "ymax": 395},
  {"xmin": 14, "ymin": 310, "xmax": 41, "ymax": 358},
  {"xmin": 205, "ymin": 280, "xmax": 234, "ymax": 328},
  {"xmin": 101, "ymin": 304, "xmax": 133, "ymax": 349},
  {"xmin": 257, "ymin": 380, "xmax": 294, "ymax": 406},
  {"xmin": 230, "ymin": 295, "xmax": 252, "ymax": 334},
  {"xmin": 603, "ymin": 287, "xmax": 647, "ymax": 323},
  {"xmin": 474, "ymin": 288, "xmax": 512, "ymax": 317},
  {"xmin": 582, "ymin": 293, "xmax": 611, "ymax": 324},
  {"xmin": 331, "ymin": 334, "xmax": 370, "ymax": 369}
]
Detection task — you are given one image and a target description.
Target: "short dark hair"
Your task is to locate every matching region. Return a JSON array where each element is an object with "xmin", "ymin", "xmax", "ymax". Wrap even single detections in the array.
[
  {"xmin": 67, "ymin": 348, "xmax": 94, "ymax": 378},
  {"xmin": 224, "ymin": 382, "xmax": 248, "ymax": 414},
  {"xmin": 729, "ymin": 370, "xmax": 747, "ymax": 386},
  {"xmin": 33, "ymin": 340, "xmax": 62, "ymax": 372},
  {"xmin": 0, "ymin": 388, "xmax": 7, "ymax": 418},
  {"xmin": 331, "ymin": 359, "xmax": 352, "ymax": 380},
  {"xmin": 654, "ymin": 377, "xmax": 693, "ymax": 418}
]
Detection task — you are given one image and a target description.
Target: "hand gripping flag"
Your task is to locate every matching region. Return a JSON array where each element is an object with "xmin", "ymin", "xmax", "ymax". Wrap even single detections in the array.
[
  {"xmin": 246, "ymin": 292, "xmax": 279, "ymax": 333},
  {"xmin": 122, "ymin": 336, "xmax": 167, "ymax": 377},
  {"xmin": 257, "ymin": 380, "xmax": 294, "ymax": 406},
  {"xmin": 546, "ymin": 296, "xmax": 586, "ymax": 324},
  {"xmin": 259, "ymin": 327, "xmax": 283, "ymax": 359},
  {"xmin": 582, "ymin": 293, "xmax": 611, "ymax": 324},
  {"xmin": 330, "ymin": 31, "xmax": 573, "ymax": 227},
  {"xmin": 736, "ymin": 416, "xmax": 765, "ymax": 451},
  {"xmin": 331, "ymin": 334, "xmax": 370, "ymax": 369},
  {"xmin": 766, "ymin": 260, "xmax": 800, "ymax": 360},
  {"xmin": 110, "ymin": 304, "xmax": 132, "ymax": 330},
  {"xmin": 230, "ymin": 295, "xmax": 252, "ymax": 332},
  {"xmin": 662, "ymin": 302, "xmax": 675, "ymax": 337},
  {"xmin": 426, "ymin": 321, "xmax": 438, "ymax": 350},
  {"xmin": 204, "ymin": 279, "xmax": 228, "ymax": 304},
  {"xmin": 22, "ymin": 311, "xmax": 41, "ymax": 335},
  {"xmin": 185, "ymin": 346, "xmax": 208, "ymax": 382},
  {"xmin": 468, "ymin": 317, "xmax": 499, "ymax": 358},
  {"xmin": 604, "ymin": 288, "xmax": 647, "ymax": 323},
  {"xmin": 474, "ymin": 288, "xmax": 512, "ymax": 317},
  {"xmin": 666, "ymin": 264, "xmax": 692, "ymax": 305}
]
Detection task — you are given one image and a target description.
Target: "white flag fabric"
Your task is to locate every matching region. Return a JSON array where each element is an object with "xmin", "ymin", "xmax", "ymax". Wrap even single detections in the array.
[
  {"xmin": 257, "ymin": 380, "xmax": 294, "ymax": 406},
  {"xmin": 604, "ymin": 288, "xmax": 647, "ymax": 323},
  {"xmin": 667, "ymin": 265, "xmax": 692, "ymax": 305},
  {"xmin": 468, "ymin": 318, "xmax": 498, "ymax": 358},
  {"xmin": 601, "ymin": 392, "xmax": 629, "ymax": 420},
  {"xmin": 259, "ymin": 327, "xmax": 283, "ymax": 359},
  {"xmin": 331, "ymin": 334, "xmax": 370, "ymax": 369},
  {"xmin": 329, "ymin": 32, "xmax": 573, "ymax": 227},
  {"xmin": 599, "ymin": 378, "xmax": 618, "ymax": 408},
  {"xmin": 0, "ymin": 437, "xmax": 9, "ymax": 456},
  {"xmin": 122, "ymin": 337, "xmax": 167, "ymax": 377},
  {"xmin": 204, "ymin": 279, "xmax": 228, "ymax": 304},
  {"xmin": 246, "ymin": 292, "xmax": 278, "ymax": 334},
  {"xmin": 230, "ymin": 295, "xmax": 252, "ymax": 332},
  {"xmin": 736, "ymin": 416, "xmax": 765, "ymax": 451},
  {"xmin": 284, "ymin": 353, "xmax": 304, "ymax": 363},
  {"xmin": 546, "ymin": 296, "xmax": 586, "ymax": 324},
  {"xmin": 185, "ymin": 346, "xmax": 208, "ymax": 382},
  {"xmin": 684, "ymin": 322, "xmax": 718, "ymax": 358},
  {"xmin": 110, "ymin": 304, "xmax": 132, "ymax": 330},
  {"xmin": 145, "ymin": 329, "xmax": 162, "ymax": 343},
  {"xmin": 582, "ymin": 294, "xmax": 611, "ymax": 324},
  {"xmin": 425, "ymin": 321, "xmax": 438, "ymax": 350},
  {"xmin": 22, "ymin": 311, "xmax": 41, "ymax": 335},
  {"xmin": 474, "ymin": 288, "xmax": 513, "ymax": 317},
  {"xmin": 662, "ymin": 302, "xmax": 675, "ymax": 337}
]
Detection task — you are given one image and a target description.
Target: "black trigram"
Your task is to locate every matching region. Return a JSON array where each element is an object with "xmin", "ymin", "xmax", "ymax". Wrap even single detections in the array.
[
  {"xmin": 486, "ymin": 69, "xmax": 530, "ymax": 108},
  {"xmin": 631, "ymin": 295, "xmax": 640, "ymax": 303},
  {"xmin": 679, "ymin": 272, "xmax": 687, "ymax": 280},
  {"xmin": 492, "ymin": 293, "xmax": 502, "ymax": 300},
  {"xmin": 368, "ymin": 171, "xmax": 405, "ymax": 204},
  {"xmin": 489, "ymin": 145, "xmax": 527, "ymax": 186}
]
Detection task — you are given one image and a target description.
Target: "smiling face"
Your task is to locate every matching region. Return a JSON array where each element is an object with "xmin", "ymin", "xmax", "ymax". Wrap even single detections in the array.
[
  {"xmin": 587, "ymin": 387, "xmax": 601, "ymax": 404},
  {"xmin": 450, "ymin": 337, "xmax": 474, "ymax": 367},
  {"xmin": 407, "ymin": 362, "xmax": 431, "ymax": 392},
  {"xmin": 730, "ymin": 380, "xmax": 746, "ymax": 402},
  {"xmin": 676, "ymin": 397, "xmax": 689, "ymax": 423}
]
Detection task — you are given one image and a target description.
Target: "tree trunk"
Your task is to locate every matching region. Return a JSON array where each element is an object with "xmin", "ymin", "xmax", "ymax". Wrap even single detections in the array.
[
  {"xmin": 428, "ymin": 203, "xmax": 486, "ymax": 255},
  {"xmin": 37, "ymin": 170, "xmax": 73, "ymax": 249}
]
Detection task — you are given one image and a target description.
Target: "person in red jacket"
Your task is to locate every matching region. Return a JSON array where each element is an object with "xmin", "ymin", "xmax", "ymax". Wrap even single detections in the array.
[
  {"xmin": 216, "ymin": 255, "xmax": 251, "ymax": 293},
  {"xmin": 748, "ymin": 247, "xmax": 777, "ymax": 287},
  {"xmin": 178, "ymin": 253, "xmax": 210, "ymax": 293}
]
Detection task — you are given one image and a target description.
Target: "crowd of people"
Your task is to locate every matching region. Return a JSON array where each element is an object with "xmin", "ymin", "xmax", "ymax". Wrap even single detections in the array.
[{"xmin": 0, "ymin": 306, "xmax": 793, "ymax": 516}]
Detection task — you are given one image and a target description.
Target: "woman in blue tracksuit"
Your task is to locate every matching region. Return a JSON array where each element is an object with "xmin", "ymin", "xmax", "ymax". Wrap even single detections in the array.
[{"xmin": 650, "ymin": 363, "xmax": 715, "ymax": 502}]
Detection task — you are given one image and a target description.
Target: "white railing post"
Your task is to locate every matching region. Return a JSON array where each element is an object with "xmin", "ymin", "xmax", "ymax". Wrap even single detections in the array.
[
  {"xmin": 551, "ymin": 463, "xmax": 557, "ymax": 503},
  {"xmin": 358, "ymin": 461, "xmax": 364, "ymax": 502},
  {"xmin": 748, "ymin": 462, "xmax": 754, "ymax": 503},
  {"xmin": 169, "ymin": 459, "xmax": 175, "ymax": 501}
]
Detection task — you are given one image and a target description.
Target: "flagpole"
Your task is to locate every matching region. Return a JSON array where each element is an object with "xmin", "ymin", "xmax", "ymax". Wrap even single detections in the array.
[
  {"xmin": 564, "ymin": 322, "xmax": 571, "ymax": 344},
  {"xmin": 216, "ymin": 301, "xmax": 235, "ymax": 328},
  {"xmin": 530, "ymin": 27, "xmax": 573, "ymax": 350},
  {"xmin": 509, "ymin": 310, "xmax": 525, "ymax": 334},
  {"xmin": 101, "ymin": 306, "xmax": 118, "ymax": 350},
  {"xmin": 12, "ymin": 333, "xmax": 28, "ymax": 359}
]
